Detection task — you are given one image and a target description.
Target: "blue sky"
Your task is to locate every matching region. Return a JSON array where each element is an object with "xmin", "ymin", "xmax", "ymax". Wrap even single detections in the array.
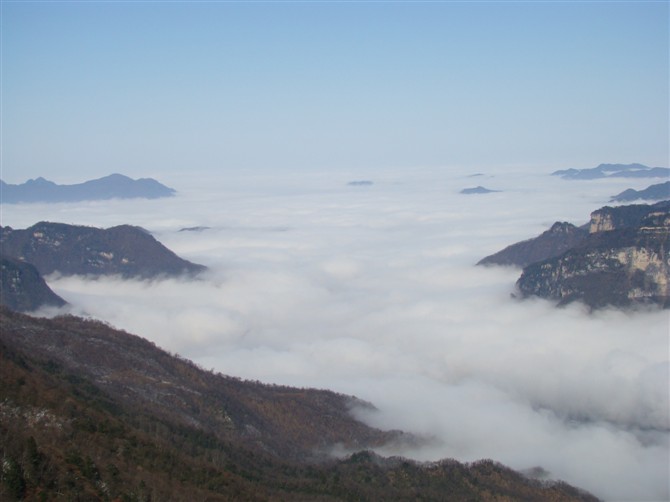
[{"xmin": 1, "ymin": 1, "xmax": 668, "ymax": 183}]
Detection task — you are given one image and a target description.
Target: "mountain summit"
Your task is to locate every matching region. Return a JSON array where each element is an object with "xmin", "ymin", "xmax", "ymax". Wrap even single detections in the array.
[{"xmin": 551, "ymin": 163, "xmax": 670, "ymax": 180}]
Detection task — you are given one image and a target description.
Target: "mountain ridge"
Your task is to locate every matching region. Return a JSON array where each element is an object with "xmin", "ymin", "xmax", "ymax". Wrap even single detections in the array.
[
  {"xmin": 477, "ymin": 222, "xmax": 588, "ymax": 268},
  {"xmin": 552, "ymin": 163, "xmax": 670, "ymax": 180},
  {"xmin": 0, "ymin": 307, "xmax": 600, "ymax": 501},
  {"xmin": 0, "ymin": 221, "xmax": 206, "ymax": 279},
  {"xmin": 1, "ymin": 173, "xmax": 176, "ymax": 203},
  {"xmin": 610, "ymin": 181, "xmax": 670, "ymax": 203}
]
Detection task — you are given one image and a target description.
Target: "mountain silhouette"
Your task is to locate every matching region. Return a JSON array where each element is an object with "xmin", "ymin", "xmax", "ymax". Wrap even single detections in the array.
[{"xmin": 1, "ymin": 173, "xmax": 176, "ymax": 203}]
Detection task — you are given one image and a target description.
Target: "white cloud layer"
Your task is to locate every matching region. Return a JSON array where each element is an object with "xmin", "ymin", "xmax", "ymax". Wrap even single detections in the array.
[{"xmin": 3, "ymin": 165, "xmax": 668, "ymax": 501}]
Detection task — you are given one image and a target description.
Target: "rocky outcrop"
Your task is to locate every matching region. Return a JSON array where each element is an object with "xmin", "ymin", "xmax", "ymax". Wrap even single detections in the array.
[
  {"xmin": 515, "ymin": 206, "xmax": 670, "ymax": 309},
  {"xmin": 588, "ymin": 201, "xmax": 669, "ymax": 233},
  {"xmin": 0, "ymin": 222, "xmax": 206, "ymax": 279},
  {"xmin": 480, "ymin": 200, "xmax": 670, "ymax": 309},
  {"xmin": 0, "ymin": 254, "xmax": 67, "ymax": 312},
  {"xmin": 478, "ymin": 222, "xmax": 588, "ymax": 268}
]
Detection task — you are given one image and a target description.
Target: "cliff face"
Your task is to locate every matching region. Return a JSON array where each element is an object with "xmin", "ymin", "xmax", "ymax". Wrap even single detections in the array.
[
  {"xmin": 516, "ymin": 203, "xmax": 670, "ymax": 309},
  {"xmin": 587, "ymin": 202, "xmax": 668, "ymax": 233},
  {"xmin": 517, "ymin": 235, "xmax": 669, "ymax": 308}
]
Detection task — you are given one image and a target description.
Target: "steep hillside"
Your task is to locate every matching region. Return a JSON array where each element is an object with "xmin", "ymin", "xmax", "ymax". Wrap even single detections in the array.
[
  {"xmin": 0, "ymin": 255, "xmax": 67, "ymax": 312},
  {"xmin": 0, "ymin": 174, "xmax": 175, "ymax": 203},
  {"xmin": 477, "ymin": 222, "xmax": 588, "ymax": 268},
  {"xmin": 0, "ymin": 308, "xmax": 599, "ymax": 501},
  {"xmin": 515, "ymin": 203, "xmax": 669, "ymax": 309},
  {"xmin": 0, "ymin": 222, "xmax": 206, "ymax": 279},
  {"xmin": 480, "ymin": 201, "xmax": 670, "ymax": 309}
]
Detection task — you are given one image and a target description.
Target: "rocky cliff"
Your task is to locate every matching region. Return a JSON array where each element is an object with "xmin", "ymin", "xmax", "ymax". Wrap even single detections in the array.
[
  {"xmin": 515, "ymin": 202, "xmax": 670, "ymax": 309},
  {"xmin": 587, "ymin": 201, "xmax": 669, "ymax": 233}
]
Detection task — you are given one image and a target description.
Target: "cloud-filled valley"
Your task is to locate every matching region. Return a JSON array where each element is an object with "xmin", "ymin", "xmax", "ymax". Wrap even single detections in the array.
[{"xmin": 4, "ymin": 166, "xmax": 668, "ymax": 501}]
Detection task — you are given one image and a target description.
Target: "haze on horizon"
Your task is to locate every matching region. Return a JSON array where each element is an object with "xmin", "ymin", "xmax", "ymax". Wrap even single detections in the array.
[
  {"xmin": 2, "ymin": 167, "xmax": 669, "ymax": 502},
  {"xmin": 1, "ymin": 1, "xmax": 668, "ymax": 184}
]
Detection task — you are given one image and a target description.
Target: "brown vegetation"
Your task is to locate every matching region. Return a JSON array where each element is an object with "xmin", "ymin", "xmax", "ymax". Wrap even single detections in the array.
[{"xmin": 0, "ymin": 308, "xmax": 599, "ymax": 501}]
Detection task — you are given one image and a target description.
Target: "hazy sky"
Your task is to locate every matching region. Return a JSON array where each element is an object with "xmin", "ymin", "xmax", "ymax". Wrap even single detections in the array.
[{"xmin": 2, "ymin": 0, "xmax": 668, "ymax": 184}]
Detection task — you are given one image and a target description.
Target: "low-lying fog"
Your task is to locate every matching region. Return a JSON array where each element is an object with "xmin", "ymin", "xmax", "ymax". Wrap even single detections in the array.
[{"xmin": 4, "ymin": 166, "xmax": 668, "ymax": 501}]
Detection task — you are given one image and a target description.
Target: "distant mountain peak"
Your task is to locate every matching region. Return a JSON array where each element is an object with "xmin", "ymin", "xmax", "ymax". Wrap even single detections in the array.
[
  {"xmin": 460, "ymin": 186, "xmax": 500, "ymax": 195},
  {"xmin": 26, "ymin": 176, "xmax": 55, "ymax": 185},
  {"xmin": 610, "ymin": 181, "xmax": 670, "ymax": 202},
  {"xmin": 552, "ymin": 163, "xmax": 669, "ymax": 180},
  {"xmin": 1, "ymin": 174, "xmax": 176, "ymax": 203},
  {"xmin": 596, "ymin": 162, "xmax": 647, "ymax": 171}
]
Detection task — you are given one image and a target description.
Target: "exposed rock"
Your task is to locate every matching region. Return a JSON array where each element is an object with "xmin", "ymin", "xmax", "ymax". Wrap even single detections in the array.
[
  {"xmin": 481, "ymin": 200, "xmax": 670, "ymax": 309},
  {"xmin": 516, "ymin": 207, "xmax": 670, "ymax": 309},
  {"xmin": 588, "ymin": 201, "xmax": 669, "ymax": 233},
  {"xmin": 0, "ymin": 222, "xmax": 206, "ymax": 279},
  {"xmin": 348, "ymin": 180, "xmax": 374, "ymax": 186}
]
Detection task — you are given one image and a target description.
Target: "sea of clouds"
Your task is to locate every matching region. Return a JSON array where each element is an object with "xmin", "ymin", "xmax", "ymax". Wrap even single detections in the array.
[{"xmin": 3, "ymin": 165, "xmax": 668, "ymax": 501}]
